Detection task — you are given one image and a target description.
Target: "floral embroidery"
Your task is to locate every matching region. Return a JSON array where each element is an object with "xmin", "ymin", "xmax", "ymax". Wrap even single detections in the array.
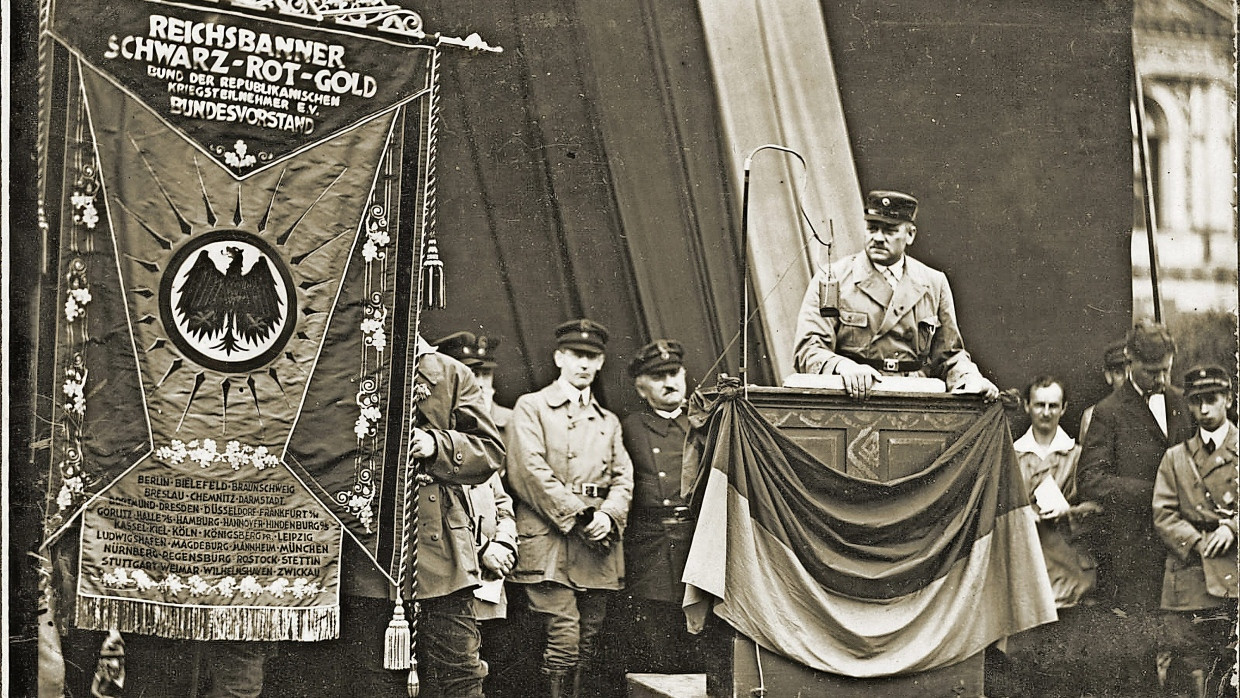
[
  {"xmin": 62, "ymin": 364, "xmax": 87, "ymax": 418},
  {"xmin": 223, "ymin": 140, "xmax": 257, "ymax": 170},
  {"xmin": 154, "ymin": 439, "xmax": 280, "ymax": 470},
  {"xmin": 71, "ymin": 192, "xmax": 99, "ymax": 230},
  {"xmin": 64, "ymin": 288, "xmax": 93, "ymax": 322},
  {"xmin": 97, "ymin": 567, "xmax": 324, "ymax": 599},
  {"xmin": 361, "ymin": 302, "xmax": 387, "ymax": 352},
  {"xmin": 56, "ymin": 474, "xmax": 84, "ymax": 510},
  {"xmin": 361, "ymin": 205, "xmax": 391, "ymax": 262}
]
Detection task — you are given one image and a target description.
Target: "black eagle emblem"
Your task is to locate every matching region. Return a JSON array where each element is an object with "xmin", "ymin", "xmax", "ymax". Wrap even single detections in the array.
[{"xmin": 174, "ymin": 246, "xmax": 284, "ymax": 355}]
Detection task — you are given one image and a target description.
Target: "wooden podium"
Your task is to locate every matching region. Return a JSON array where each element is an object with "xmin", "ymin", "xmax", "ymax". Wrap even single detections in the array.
[{"xmin": 709, "ymin": 385, "xmax": 990, "ymax": 698}]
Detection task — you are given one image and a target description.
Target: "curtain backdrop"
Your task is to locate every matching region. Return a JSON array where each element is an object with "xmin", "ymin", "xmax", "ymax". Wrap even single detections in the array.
[
  {"xmin": 698, "ymin": 0, "xmax": 867, "ymax": 380},
  {"xmin": 411, "ymin": 0, "xmax": 1133, "ymax": 427}
]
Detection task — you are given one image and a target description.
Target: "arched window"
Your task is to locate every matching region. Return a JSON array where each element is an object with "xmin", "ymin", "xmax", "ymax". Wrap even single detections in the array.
[{"xmin": 1134, "ymin": 96, "xmax": 1167, "ymax": 231}]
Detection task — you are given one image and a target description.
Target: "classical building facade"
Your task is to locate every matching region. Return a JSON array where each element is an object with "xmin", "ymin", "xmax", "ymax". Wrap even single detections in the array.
[{"xmin": 1132, "ymin": 0, "xmax": 1237, "ymax": 316}]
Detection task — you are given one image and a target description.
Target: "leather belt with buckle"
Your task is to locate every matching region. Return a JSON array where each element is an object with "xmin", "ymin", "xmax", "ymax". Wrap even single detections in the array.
[
  {"xmin": 664, "ymin": 506, "xmax": 693, "ymax": 523},
  {"xmin": 570, "ymin": 482, "xmax": 608, "ymax": 498},
  {"xmin": 849, "ymin": 356, "xmax": 923, "ymax": 373},
  {"xmin": 636, "ymin": 505, "xmax": 693, "ymax": 524}
]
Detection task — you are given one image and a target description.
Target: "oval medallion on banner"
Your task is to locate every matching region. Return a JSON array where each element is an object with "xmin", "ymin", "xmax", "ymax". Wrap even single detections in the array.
[{"xmin": 159, "ymin": 230, "xmax": 297, "ymax": 373}]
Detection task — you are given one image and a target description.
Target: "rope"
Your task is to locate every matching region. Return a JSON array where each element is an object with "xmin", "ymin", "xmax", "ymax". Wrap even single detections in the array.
[
  {"xmin": 387, "ymin": 48, "xmax": 444, "ymax": 696},
  {"xmin": 36, "ymin": 0, "xmax": 53, "ymax": 274}
]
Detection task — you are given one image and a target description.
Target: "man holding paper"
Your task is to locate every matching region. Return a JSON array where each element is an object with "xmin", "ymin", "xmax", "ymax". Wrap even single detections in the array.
[{"xmin": 1012, "ymin": 375, "xmax": 1098, "ymax": 608}]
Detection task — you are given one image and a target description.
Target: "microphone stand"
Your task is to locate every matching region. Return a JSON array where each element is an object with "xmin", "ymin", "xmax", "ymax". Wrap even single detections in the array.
[{"xmin": 738, "ymin": 144, "xmax": 817, "ymax": 397}]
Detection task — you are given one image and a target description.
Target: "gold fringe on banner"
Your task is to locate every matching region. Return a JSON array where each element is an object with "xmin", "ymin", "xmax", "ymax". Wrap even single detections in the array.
[{"xmin": 75, "ymin": 597, "xmax": 339, "ymax": 642}]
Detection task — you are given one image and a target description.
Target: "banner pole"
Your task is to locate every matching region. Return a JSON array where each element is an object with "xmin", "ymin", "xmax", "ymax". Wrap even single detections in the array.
[{"xmin": 1131, "ymin": 64, "xmax": 1163, "ymax": 323}]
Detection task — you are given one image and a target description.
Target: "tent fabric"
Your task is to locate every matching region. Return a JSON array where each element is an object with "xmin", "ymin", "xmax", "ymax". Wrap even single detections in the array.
[
  {"xmin": 682, "ymin": 386, "xmax": 1057, "ymax": 676},
  {"xmin": 698, "ymin": 0, "xmax": 866, "ymax": 379},
  {"xmin": 410, "ymin": 0, "xmax": 1133, "ymax": 424}
]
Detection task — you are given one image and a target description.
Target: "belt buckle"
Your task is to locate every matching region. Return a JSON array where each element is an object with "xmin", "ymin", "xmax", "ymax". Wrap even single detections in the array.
[
  {"xmin": 883, "ymin": 358, "xmax": 899, "ymax": 372},
  {"xmin": 672, "ymin": 506, "xmax": 692, "ymax": 522},
  {"xmin": 581, "ymin": 483, "xmax": 599, "ymax": 497}
]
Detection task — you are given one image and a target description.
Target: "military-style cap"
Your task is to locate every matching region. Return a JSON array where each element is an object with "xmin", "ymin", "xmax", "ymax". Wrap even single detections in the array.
[
  {"xmin": 864, "ymin": 190, "xmax": 918, "ymax": 226},
  {"xmin": 1103, "ymin": 340, "xmax": 1128, "ymax": 370},
  {"xmin": 433, "ymin": 331, "xmax": 495, "ymax": 369},
  {"xmin": 629, "ymin": 339, "xmax": 685, "ymax": 377},
  {"xmin": 1183, "ymin": 365, "xmax": 1232, "ymax": 398},
  {"xmin": 555, "ymin": 318, "xmax": 608, "ymax": 354}
]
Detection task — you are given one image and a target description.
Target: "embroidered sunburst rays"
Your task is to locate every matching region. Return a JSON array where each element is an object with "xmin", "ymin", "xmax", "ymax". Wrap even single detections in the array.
[{"xmin": 119, "ymin": 134, "xmax": 350, "ymax": 434}]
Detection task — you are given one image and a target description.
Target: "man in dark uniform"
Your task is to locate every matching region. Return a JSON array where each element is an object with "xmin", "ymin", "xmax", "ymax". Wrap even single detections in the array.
[
  {"xmin": 793, "ymin": 190, "xmax": 998, "ymax": 401},
  {"xmin": 1152, "ymin": 365, "xmax": 1238, "ymax": 697},
  {"xmin": 1079, "ymin": 339, "xmax": 1129, "ymax": 441},
  {"xmin": 612, "ymin": 340, "xmax": 720, "ymax": 688},
  {"xmin": 434, "ymin": 331, "xmax": 513, "ymax": 436}
]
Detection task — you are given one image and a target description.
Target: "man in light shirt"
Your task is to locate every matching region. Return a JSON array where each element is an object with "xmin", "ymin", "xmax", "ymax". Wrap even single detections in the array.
[{"xmin": 1012, "ymin": 376, "xmax": 1098, "ymax": 608}]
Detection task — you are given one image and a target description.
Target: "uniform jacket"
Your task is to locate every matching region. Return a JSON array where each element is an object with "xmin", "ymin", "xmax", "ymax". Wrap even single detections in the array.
[
  {"xmin": 622, "ymin": 408, "xmax": 693, "ymax": 604},
  {"xmin": 468, "ymin": 472, "xmax": 518, "ymax": 619},
  {"xmin": 343, "ymin": 342, "xmax": 505, "ymax": 601},
  {"xmin": 1153, "ymin": 424, "xmax": 1239, "ymax": 611},
  {"xmin": 1013, "ymin": 427, "xmax": 1096, "ymax": 608},
  {"xmin": 1078, "ymin": 380, "xmax": 1193, "ymax": 607},
  {"xmin": 792, "ymin": 252, "xmax": 981, "ymax": 389},
  {"xmin": 506, "ymin": 381, "xmax": 634, "ymax": 591}
]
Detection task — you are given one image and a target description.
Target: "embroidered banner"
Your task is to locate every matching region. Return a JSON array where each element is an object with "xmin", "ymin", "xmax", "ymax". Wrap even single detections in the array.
[
  {"xmin": 50, "ymin": 0, "xmax": 435, "ymax": 177},
  {"xmin": 682, "ymin": 388, "xmax": 1057, "ymax": 676},
  {"xmin": 43, "ymin": 0, "xmax": 440, "ymax": 641}
]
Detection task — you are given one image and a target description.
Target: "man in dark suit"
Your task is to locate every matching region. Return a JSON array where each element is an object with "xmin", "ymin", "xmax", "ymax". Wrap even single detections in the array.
[{"xmin": 1079, "ymin": 319, "xmax": 1194, "ymax": 610}]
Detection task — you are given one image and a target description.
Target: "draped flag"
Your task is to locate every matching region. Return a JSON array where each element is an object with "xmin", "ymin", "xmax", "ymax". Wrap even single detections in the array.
[
  {"xmin": 682, "ymin": 386, "xmax": 1057, "ymax": 677},
  {"xmin": 42, "ymin": 0, "xmax": 446, "ymax": 641}
]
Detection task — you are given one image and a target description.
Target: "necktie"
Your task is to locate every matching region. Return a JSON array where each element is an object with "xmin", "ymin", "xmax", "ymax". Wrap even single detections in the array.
[
  {"xmin": 1205, "ymin": 439, "xmax": 1216, "ymax": 454},
  {"xmin": 881, "ymin": 266, "xmax": 898, "ymax": 288}
]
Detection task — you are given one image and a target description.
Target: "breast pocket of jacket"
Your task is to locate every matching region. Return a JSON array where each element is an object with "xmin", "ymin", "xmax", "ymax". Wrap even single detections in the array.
[{"xmin": 837, "ymin": 310, "xmax": 870, "ymax": 347}]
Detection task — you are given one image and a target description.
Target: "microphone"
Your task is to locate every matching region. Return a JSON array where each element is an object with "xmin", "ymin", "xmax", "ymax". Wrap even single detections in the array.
[{"xmin": 819, "ymin": 277, "xmax": 840, "ymax": 318}]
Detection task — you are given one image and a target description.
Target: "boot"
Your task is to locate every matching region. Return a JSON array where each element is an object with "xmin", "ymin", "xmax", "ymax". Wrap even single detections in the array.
[
  {"xmin": 544, "ymin": 668, "xmax": 572, "ymax": 698},
  {"xmin": 1190, "ymin": 668, "xmax": 1205, "ymax": 698},
  {"xmin": 570, "ymin": 664, "xmax": 584, "ymax": 698}
]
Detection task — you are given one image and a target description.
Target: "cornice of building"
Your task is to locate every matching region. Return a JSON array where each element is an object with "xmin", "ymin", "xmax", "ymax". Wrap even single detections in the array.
[{"xmin": 1133, "ymin": 0, "xmax": 1235, "ymax": 38}]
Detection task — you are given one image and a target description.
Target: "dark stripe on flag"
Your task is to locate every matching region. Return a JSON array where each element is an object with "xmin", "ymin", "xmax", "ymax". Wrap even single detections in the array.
[{"xmin": 689, "ymin": 389, "xmax": 1025, "ymax": 600}]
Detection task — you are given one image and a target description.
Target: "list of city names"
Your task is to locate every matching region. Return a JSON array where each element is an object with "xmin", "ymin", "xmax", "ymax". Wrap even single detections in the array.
[{"xmin": 88, "ymin": 467, "xmax": 334, "ymax": 581}]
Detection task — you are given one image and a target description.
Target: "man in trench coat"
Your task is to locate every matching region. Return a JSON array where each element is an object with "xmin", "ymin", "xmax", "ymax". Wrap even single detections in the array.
[{"xmin": 506, "ymin": 319, "xmax": 634, "ymax": 697}]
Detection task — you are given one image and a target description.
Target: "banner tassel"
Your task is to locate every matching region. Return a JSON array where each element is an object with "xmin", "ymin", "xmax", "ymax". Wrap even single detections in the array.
[
  {"xmin": 383, "ymin": 601, "xmax": 412, "ymax": 670},
  {"xmin": 421, "ymin": 237, "xmax": 445, "ymax": 309}
]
